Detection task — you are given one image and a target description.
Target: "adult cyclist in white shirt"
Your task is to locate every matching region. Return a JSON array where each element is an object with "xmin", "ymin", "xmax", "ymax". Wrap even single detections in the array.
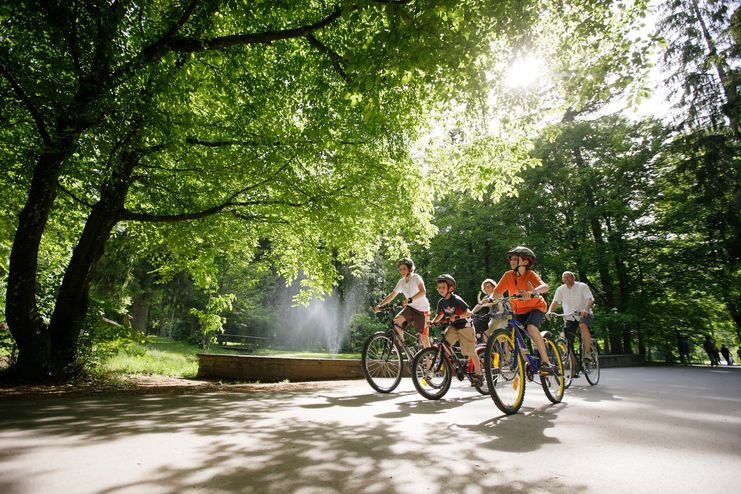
[
  {"xmin": 547, "ymin": 271, "xmax": 594, "ymax": 364},
  {"xmin": 373, "ymin": 258, "xmax": 431, "ymax": 349}
]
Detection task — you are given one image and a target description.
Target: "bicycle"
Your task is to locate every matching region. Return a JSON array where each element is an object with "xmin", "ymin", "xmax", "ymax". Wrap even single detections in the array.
[
  {"xmin": 361, "ymin": 306, "xmax": 423, "ymax": 393},
  {"xmin": 410, "ymin": 320, "xmax": 489, "ymax": 400},
  {"xmin": 547, "ymin": 311, "xmax": 600, "ymax": 387},
  {"xmin": 483, "ymin": 295, "xmax": 565, "ymax": 415}
]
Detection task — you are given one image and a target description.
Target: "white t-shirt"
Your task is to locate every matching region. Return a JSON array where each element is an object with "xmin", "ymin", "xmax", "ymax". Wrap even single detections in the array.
[
  {"xmin": 552, "ymin": 282, "xmax": 594, "ymax": 320},
  {"xmin": 393, "ymin": 273, "xmax": 431, "ymax": 312}
]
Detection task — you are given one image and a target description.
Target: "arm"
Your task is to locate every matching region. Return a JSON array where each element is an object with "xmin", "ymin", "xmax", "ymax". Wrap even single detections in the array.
[{"xmin": 373, "ymin": 290, "xmax": 399, "ymax": 312}]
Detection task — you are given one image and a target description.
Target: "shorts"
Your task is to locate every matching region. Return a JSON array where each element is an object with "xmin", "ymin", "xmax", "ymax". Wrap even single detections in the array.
[
  {"xmin": 564, "ymin": 314, "xmax": 593, "ymax": 339},
  {"xmin": 397, "ymin": 306, "xmax": 429, "ymax": 336},
  {"xmin": 444, "ymin": 325, "xmax": 477, "ymax": 357},
  {"xmin": 514, "ymin": 309, "xmax": 545, "ymax": 330}
]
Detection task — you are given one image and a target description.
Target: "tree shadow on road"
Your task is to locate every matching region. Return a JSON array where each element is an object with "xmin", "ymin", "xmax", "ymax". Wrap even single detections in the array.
[
  {"xmin": 0, "ymin": 390, "xmax": 583, "ymax": 494},
  {"xmin": 299, "ymin": 390, "xmax": 417, "ymax": 409}
]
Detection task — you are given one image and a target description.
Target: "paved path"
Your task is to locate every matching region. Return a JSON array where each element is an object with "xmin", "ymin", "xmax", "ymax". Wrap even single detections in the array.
[{"xmin": 1, "ymin": 366, "xmax": 740, "ymax": 493}]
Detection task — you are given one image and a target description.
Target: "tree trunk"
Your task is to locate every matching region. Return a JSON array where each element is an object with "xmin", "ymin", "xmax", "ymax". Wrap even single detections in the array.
[
  {"xmin": 47, "ymin": 152, "xmax": 136, "ymax": 375},
  {"xmin": 47, "ymin": 201, "xmax": 123, "ymax": 374},
  {"xmin": 6, "ymin": 133, "xmax": 85, "ymax": 380},
  {"xmin": 688, "ymin": 0, "xmax": 741, "ymax": 138},
  {"xmin": 573, "ymin": 146, "xmax": 622, "ymax": 353}
]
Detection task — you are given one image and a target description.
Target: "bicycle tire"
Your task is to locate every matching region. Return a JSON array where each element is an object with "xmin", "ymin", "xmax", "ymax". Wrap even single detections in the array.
[
  {"xmin": 556, "ymin": 337, "xmax": 576, "ymax": 389},
  {"xmin": 361, "ymin": 331, "xmax": 403, "ymax": 393},
  {"xmin": 473, "ymin": 346, "xmax": 489, "ymax": 395},
  {"xmin": 583, "ymin": 340, "xmax": 600, "ymax": 385},
  {"xmin": 485, "ymin": 328, "xmax": 525, "ymax": 415},
  {"xmin": 411, "ymin": 346, "xmax": 452, "ymax": 400},
  {"xmin": 540, "ymin": 336, "xmax": 565, "ymax": 404}
]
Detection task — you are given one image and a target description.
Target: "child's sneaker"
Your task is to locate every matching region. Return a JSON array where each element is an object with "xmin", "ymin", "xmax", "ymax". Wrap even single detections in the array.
[
  {"xmin": 471, "ymin": 375, "xmax": 484, "ymax": 387},
  {"xmin": 539, "ymin": 363, "xmax": 555, "ymax": 376}
]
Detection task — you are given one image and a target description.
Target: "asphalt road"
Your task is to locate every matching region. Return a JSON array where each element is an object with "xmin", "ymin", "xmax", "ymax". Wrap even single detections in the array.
[{"xmin": 1, "ymin": 366, "xmax": 740, "ymax": 494}]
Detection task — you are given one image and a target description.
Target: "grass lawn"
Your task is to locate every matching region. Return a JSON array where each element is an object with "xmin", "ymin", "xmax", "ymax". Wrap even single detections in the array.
[{"xmin": 103, "ymin": 337, "xmax": 360, "ymax": 379}]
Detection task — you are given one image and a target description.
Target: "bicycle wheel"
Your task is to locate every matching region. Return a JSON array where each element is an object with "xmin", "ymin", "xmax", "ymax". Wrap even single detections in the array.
[
  {"xmin": 411, "ymin": 346, "xmax": 452, "ymax": 400},
  {"xmin": 485, "ymin": 328, "xmax": 525, "ymax": 415},
  {"xmin": 556, "ymin": 338, "xmax": 576, "ymax": 389},
  {"xmin": 473, "ymin": 346, "xmax": 489, "ymax": 395},
  {"xmin": 361, "ymin": 331, "xmax": 403, "ymax": 393},
  {"xmin": 583, "ymin": 340, "xmax": 600, "ymax": 385},
  {"xmin": 540, "ymin": 336, "xmax": 565, "ymax": 404}
]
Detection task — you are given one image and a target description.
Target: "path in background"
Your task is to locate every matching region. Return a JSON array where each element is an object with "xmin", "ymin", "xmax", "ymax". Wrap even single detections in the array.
[{"xmin": 1, "ymin": 367, "xmax": 740, "ymax": 493}]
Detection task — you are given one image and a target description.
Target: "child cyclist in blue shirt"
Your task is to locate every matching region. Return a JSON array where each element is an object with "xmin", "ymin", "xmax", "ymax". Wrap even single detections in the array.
[{"xmin": 430, "ymin": 274, "xmax": 483, "ymax": 386}]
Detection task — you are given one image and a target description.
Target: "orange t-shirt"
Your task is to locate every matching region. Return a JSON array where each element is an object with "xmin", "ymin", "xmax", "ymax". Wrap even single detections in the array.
[{"xmin": 494, "ymin": 270, "xmax": 547, "ymax": 314}]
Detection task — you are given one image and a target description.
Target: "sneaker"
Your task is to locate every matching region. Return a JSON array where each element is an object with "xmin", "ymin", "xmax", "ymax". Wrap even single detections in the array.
[
  {"xmin": 539, "ymin": 363, "xmax": 555, "ymax": 376},
  {"xmin": 471, "ymin": 375, "xmax": 484, "ymax": 387}
]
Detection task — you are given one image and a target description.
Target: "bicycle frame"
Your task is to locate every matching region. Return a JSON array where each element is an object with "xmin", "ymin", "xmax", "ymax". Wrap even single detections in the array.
[
  {"xmin": 508, "ymin": 318, "xmax": 544, "ymax": 377},
  {"xmin": 427, "ymin": 326, "xmax": 482, "ymax": 382},
  {"xmin": 377, "ymin": 306, "xmax": 423, "ymax": 361}
]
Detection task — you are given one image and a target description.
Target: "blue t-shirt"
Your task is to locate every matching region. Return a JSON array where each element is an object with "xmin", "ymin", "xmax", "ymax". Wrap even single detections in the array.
[{"xmin": 436, "ymin": 293, "xmax": 470, "ymax": 329}]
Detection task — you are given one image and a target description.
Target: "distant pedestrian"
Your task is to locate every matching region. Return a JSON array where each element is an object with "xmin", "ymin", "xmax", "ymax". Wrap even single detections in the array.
[
  {"xmin": 720, "ymin": 345, "xmax": 732, "ymax": 366},
  {"xmin": 703, "ymin": 336, "xmax": 719, "ymax": 366},
  {"xmin": 678, "ymin": 336, "xmax": 691, "ymax": 365}
]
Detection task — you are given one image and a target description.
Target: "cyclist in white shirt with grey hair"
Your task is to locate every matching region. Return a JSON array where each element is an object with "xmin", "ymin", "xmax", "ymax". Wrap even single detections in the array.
[
  {"xmin": 547, "ymin": 271, "xmax": 594, "ymax": 363},
  {"xmin": 373, "ymin": 258, "xmax": 431, "ymax": 349}
]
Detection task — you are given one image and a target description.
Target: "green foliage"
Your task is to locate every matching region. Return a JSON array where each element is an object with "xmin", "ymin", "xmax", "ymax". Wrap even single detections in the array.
[
  {"xmin": 189, "ymin": 293, "xmax": 236, "ymax": 350},
  {"xmin": 348, "ymin": 312, "xmax": 387, "ymax": 353}
]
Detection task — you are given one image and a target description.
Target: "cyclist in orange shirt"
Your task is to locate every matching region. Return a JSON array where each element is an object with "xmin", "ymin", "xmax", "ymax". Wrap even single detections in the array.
[{"xmin": 490, "ymin": 246, "xmax": 553, "ymax": 375}]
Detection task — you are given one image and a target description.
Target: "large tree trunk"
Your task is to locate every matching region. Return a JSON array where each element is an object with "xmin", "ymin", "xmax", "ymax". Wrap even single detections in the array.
[
  {"xmin": 6, "ymin": 132, "xmax": 86, "ymax": 380},
  {"xmin": 47, "ymin": 153, "xmax": 136, "ymax": 375},
  {"xmin": 47, "ymin": 202, "xmax": 123, "ymax": 374}
]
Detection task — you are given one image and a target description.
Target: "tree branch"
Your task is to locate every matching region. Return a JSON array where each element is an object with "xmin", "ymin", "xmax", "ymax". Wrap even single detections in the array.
[
  {"xmin": 57, "ymin": 182, "xmax": 94, "ymax": 208},
  {"xmin": 121, "ymin": 159, "xmax": 298, "ymax": 223},
  {"xmin": 138, "ymin": 6, "xmax": 343, "ymax": 63},
  {"xmin": 0, "ymin": 63, "xmax": 51, "ymax": 144},
  {"xmin": 305, "ymin": 32, "xmax": 348, "ymax": 81},
  {"xmin": 120, "ymin": 198, "xmax": 308, "ymax": 223}
]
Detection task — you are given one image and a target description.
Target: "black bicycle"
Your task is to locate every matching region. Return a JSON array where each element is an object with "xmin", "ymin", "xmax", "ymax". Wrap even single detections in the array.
[
  {"xmin": 548, "ymin": 311, "xmax": 600, "ymax": 387},
  {"xmin": 410, "ymin": 320, "xmax": 489, "ymax": 400},
  {"xmin": 361, "ymin": 306, "xmax": 423, "ymax": 393}
]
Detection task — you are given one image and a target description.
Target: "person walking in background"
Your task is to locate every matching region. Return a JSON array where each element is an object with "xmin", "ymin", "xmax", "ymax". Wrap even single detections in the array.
[
  {"xmin": 720, "ymin": 344, "xmax": 732, "ymax": 365},
  {"xmin": 677, "ymin": 336, "xmax": 691, "ymax": 365},
  {"xmin": 703, "ymin": 336, "xmax": 719, "ymax": 366}
]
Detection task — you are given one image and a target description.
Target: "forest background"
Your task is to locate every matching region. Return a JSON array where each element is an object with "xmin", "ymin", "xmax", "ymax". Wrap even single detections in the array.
[{"xmin": 0, "ymin": 0, "xmax": 739, "ymax": 381}]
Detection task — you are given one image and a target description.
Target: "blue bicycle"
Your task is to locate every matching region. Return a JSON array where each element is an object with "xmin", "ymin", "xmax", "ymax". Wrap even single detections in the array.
[{"xmin": 483, "ymin": 295, "xmax": 564, "ymax": 414}]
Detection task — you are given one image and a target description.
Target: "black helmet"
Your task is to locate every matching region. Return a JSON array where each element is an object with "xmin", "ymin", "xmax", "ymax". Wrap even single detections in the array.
[
  {"xmin": 435, "ymin": 274, "xmax": 456, "ymax": 289},
  {"xmin": 506, "ymin": 246, "xmax": 536, "ymax": 267},
  {"xmin": 397, "ymin": 258, "xmax": 415, "ymax": 272}
]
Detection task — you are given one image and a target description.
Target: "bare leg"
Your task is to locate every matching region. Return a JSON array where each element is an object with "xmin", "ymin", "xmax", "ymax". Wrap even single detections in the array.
[
  {"xmin": 579, "ymin": 322, "xmax": 592, "ymax": 359},
  {"xmin": 528, "ymin": 324, "xmax": 550, "ymax": 365}
]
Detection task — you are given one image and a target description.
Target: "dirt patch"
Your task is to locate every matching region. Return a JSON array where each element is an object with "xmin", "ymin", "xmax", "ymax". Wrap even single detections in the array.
[{"xmin": 0, "ymin": 374, "xmax": 357, "ymax": 399}]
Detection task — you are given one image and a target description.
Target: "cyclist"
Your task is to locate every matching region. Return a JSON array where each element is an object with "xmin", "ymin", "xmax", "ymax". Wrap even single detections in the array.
[
  {"xmin": 430, "ymin": 274, "xmax": 483, "ymax": 386},
  {"xmin": 373, "ymin": 258, "xmax": 431, "ymax": 349},
  {"xmin": 471, "ymin": 278, "xmax": 508, "ymax": 336},
  {"xmin": 487, "ymin": 246, "xmax": 553, "ymax": 375},
  {"xmin": 547, "ymin": 271, "xmax": 594, "ymax": 366}
]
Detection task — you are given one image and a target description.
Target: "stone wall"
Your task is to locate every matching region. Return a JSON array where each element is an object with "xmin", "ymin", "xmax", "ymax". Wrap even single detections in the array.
[
  {"xmin": 198, "ymin": 352, "xmax": 644, "ymax": 382},
  {"xmin": 197, "ymin": 354, "xmax": 365, "ymax": 382}
]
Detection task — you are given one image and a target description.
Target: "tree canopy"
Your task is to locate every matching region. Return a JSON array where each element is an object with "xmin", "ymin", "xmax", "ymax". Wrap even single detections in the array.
[{"xmin": 4, "ymin": 0, "xmax": 732, "ymax": 381}]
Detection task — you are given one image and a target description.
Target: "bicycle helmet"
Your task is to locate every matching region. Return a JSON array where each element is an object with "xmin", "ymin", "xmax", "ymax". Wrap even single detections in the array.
[
  {"xmin": 506, "ymin": 246, "xmax": 536, "ymax": 267},
  {"xmin": 397, "ymin": 258, "xmax": 415, "ymax": 272},
  {"xmin": 435, "ymin": 274, "xmax": 456, "ymax": 289}
]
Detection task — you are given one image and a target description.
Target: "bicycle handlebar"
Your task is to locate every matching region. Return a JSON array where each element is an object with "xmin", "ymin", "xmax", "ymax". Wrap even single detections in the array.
[{"xmin": 547, "ymin": 311, "xmax": 581, "ymax": 318}]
